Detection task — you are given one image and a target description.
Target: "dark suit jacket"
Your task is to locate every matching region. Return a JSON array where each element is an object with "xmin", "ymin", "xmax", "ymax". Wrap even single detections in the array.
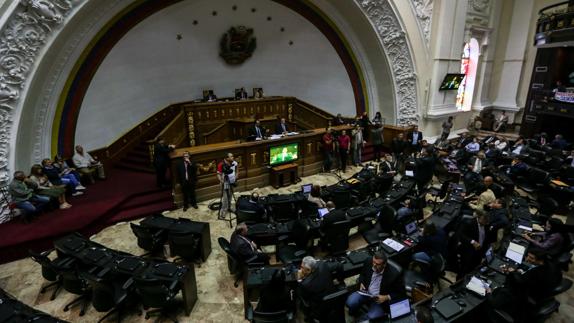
[
  {"xmin": 391, "ymin": 138, "xmax": 406, "ymax": 155},
  {"xmin": 230, "ymin": 232, "xmax": 258, "ymax": 261},
  {"xmin": 249, "ymin": 125, "xmax": 265, "ymax": 138},
  {"xmin": 358, "ymin": 260, "xmax": 404, "ymax": 303},
  {"xmin": 176, "ymin": 159, "xmax": 197, "ymax": 184},
  {"xmin": 154, "ymin": 143, "xmax": 173, "ymax": 166},
  {"xmin": 321, "ymin": 209, "xmax": 347, "ymax": 227},
  {"xmin": 379, "ymin": 160, "xmax": 397, "ymax": 174},
  {"xmin": 237, "ymin": 198, "xmax": 266, "ymax": 219},
  {"xmin": 406, "ymin": 131, "xmax": 423, "ymax": 146},
  {"xmin": 458, "ymin": 218, "xmax": 493, "ymax": 254},
  {"xmin": 414, "ymin": 155, "xmax": 435, "ymax": 183},
  {"xmin": 275, "ymin": 123, "xmax": 289, "ymax": 134},
  {"xmin": 299, "ymin": 262, "xmax": 337, "ymax": 304}
]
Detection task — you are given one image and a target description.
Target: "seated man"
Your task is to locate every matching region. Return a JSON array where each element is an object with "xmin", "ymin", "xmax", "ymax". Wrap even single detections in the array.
[
  {"xmin": 379, "ymin": 154, "xmax": 397, "ymax": 176},
  {"xmin": 8, "ymin": 171, "xmax": 50, "ymax": 216},
  {"xmin": 298, "ymin": 256, "xmax": 338, "ymax": 308},
  {"xmin": 275, "ymin": 117, "xmax": 289, "ymax": 135},
  {"xmin": 230, "ymin": 223, "xmax": 270, "ymax": 264},
  {"xmin": 464, "ymin": 137, "xmax": 480, "ymax": 154},
  {"xmin": 236, "ymin": 192, "xmax": 266, "ymax": 221},
  {"xmin": 346, "ymin": 252, "xmax": 405, "ymax": 321},
  {"xmin": 396, "ymin": 199, "xmax": 415, "ymax": 222},
  {"xmin": 249, "ymin": 119, "xmax": 265, "ymax": 140},
  {"xmin": 505, "ymin": 157, "xmax": 528, "ymax": 179},
  {"xmin": 468, "ymin": 176, "xmax": 495, "ymax": 212},
  {"xmin": 467, "ymin": 151, "xmax": 486, "ymax": 174},
  {"xmin": 321, "ymin": 201, "xmax": 346, "ymax": 226},
  {"xmin": 72, "ymin": 145, "xmax": 105, "ymax": 183},
  {"xmin": 412, "ymin": 221, "xmax": 448, "ymax": 263},
  {"xmin": 487, "ymin": 198, "xmax": 510, "ymax": 232}
]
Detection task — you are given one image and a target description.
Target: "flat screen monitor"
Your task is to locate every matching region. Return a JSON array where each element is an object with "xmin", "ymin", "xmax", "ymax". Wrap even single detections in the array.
[
  {"xmin": 505, "ymin": 242, "xmax": 526, "ymax": 264},
  {"xmin": 439, "ymin": 73, "xmax": 465, "ymax": 91},
  {"xmin": 270, "ymin": 143, "xmax": 299, "ymax": 166},
  {"xmin": 405, "ymin": 221, "xmax": 418, "ymax": 235},
  {"xmin": 302, "ymin": 184, "xmax": 313, "ymax": 195},
  {"xmin": 318, "ymin": 208, "xmax": 329, "ymax": 219},
  {"xmin": 390, "ymin": 299, "xmax": 411, "ymax": 319}
]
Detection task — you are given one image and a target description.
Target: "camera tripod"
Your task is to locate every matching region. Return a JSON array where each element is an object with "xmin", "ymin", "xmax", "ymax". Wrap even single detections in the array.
[{"xmin": 215, "ymin": 178, "xmax": 237, "ymax": 228}]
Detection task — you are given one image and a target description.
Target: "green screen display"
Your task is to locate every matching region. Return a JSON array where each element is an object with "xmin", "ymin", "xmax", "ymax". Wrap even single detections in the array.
[{"xmin": 270, "ymin": 143, "xmax": 299, "ymax": 165}]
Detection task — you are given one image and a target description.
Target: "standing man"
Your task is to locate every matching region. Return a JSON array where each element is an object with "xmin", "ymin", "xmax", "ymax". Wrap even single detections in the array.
[
  {"xmin": 352, "ymin": 124, "xmax": 365, "ymax": 166},
  {"xmin": 370, "ymin": 123, "xmax": 384, "ymax": 162},
  {"xmin": 457, "ymin": 211, "xmax": 493, "ymax": 279},
  {"xmin": 275, "ymin": 117, "xmax": 289, "ymax": 135},
  {"xmin": 217, "ymin": 153, "xmax": 239, "ymax": 220},
  {"xmin": 413, "ymin": 148, "xmax": 435, "ymax": 192},
  {"xmin": 407, "ymin": 125, "xmax": 423, "ymax": 155},
  {"xmin": 337, "ymin": 130, "xmax": 351, "ymax": 172},
  {"xmin": 153, "ymin": 138, "xmax": 175, "ymax": 188},
  {"xmin": 322, "ymin": 128, "xmax": 334, "ymax": 172},
  {"xmin": 391, "ymin": 133, "xmax": 406, "ymax": 171},
  {"xmin": 177, "ymin": 151, "xmax": 198, "ymax": 211},
  {"xmin": 440, "ymin": 116, "xmax": 454, "ymax": 142},
  {"xmin": 346, "ymin": 252, "xmax": 405, "ymax": 321}
]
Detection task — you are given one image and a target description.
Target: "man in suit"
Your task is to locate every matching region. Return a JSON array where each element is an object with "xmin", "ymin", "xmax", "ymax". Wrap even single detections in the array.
[
  {"xmin": 346, "ymin": 252, "xmax": 405, "ymax": 321},
  {"xmin": 467, "ymin": 151, "xmax": 486, "ymax": 174},
  {"xmin": 457, "ymin": 133, "xmax": 473, "ymax": 149},
  {"xmin": 236, "ymin": 192, "xmax": 266, "ymax": 221},
  {"xmin": 153, "ymin": 138, "xmax": 175, "ymax": 188},
  {"xmin": 235, "ymin": 87, "xmax": 248, "ymax": 100},
  {"xmin": 275, "ymin": 117, "xmax": 289, "ymax": 135},
  {"xmin": 249, "ymin": 119, "xmax": 265, "ymax": 140},
  {"xmin": 407, "ymin": 125, "xmax": 423, "ymax": 153},
  {"xmin": 321, "ymin": 204, "xmax": 347, "ymax": 227},
  {"xmin": 177, "ymin": 151, "xmax": 198, "ymax": 211},
  {"xmin": 298, "ymin": 256, "xmax": 338, "ymax": 306},
  {"xmin": 380, "ymin": 153, "xmax": 397, "ymax": 176},
  {"xmin": 413, "ymin": 148, "xmax": 435, "ymax": 191},
  {"xmin": 230, "ymin": 222, "xmax": 270, "ymax": 264},
  {"xmin": 457, "ymin": 211, "xmax": 492, "ymax": 279}
]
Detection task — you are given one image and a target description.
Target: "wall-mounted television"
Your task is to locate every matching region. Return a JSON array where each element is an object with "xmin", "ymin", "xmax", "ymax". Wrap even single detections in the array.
[
  {"xmin": 270, "ymin": 143, "xmax": 299, "ymax": 166},
  {"xmin": 439, "ymin": 73, "xmax": 465, "ymax": 91}
]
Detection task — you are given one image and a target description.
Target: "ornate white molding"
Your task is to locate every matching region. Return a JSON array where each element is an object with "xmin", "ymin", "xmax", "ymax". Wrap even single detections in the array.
[
  {"xmin": 410, "ymin": 0, "xmax": 433, "ymax": 46},
  {"xmin": 356, "ymin": 0, "xmax": 418, "ymax": 126},
  {"xmin": 0, "ymin": 0, "xmax": 81, "ymax": 185},
  {"xmin": 470, "ymin": 0, "xmax": 490, "ymax": 13}
]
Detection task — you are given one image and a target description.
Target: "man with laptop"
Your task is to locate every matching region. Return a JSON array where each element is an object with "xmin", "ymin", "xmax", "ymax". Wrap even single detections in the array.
[{"xmin": 346, "ymin": 252, "xmax": 405, "ymax": 321}]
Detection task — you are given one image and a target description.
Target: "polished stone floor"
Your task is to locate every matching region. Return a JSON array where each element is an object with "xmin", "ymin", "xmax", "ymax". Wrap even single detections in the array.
[{"xmin": 1, "ymin": 165, "xmax": 573, "ymax": 323}]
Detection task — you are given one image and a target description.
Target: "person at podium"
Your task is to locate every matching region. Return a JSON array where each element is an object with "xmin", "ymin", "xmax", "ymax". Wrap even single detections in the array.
[
  {"xmin": 275, "ymin": 117, "xmax": 289, "ymax": 135},
  {"xmin": 235, "ymin": 87, "xmax": 248, "ymax": 100},
  {"xmin": 249, "ymin": 119, "xmax": 265, "ymax": 140}
]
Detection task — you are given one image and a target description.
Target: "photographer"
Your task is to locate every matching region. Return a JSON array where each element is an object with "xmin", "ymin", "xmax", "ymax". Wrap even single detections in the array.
[{"xmin": 217, "ymin": 153, "xmax": 239, "ymax": 219}]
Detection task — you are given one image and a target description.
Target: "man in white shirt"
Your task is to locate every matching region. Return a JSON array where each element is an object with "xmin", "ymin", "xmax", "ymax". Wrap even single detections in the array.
[
  {"xmin": 465, "ymin": 137, "xmax": 480, "ymax": 154},
  {"xmin": 72, "ymin": 145, "xmax": 105, "ymax": 183}
]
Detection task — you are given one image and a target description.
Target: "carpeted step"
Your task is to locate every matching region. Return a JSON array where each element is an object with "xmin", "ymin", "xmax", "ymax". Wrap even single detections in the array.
[
  {"xmin": 118, "ymin": 189, "xmax": 171, "ymax": 211},
  {"xmin": 104, "ymin": 200, "xmax": 174, "ymax": 226},
  {"xmin": 114, "ymin": 162, "xmax": 155, "ymax": 173},
  {"xmin": 121, "ymin": 154, "xmax": 151, "ymax": 165},
  {"xmin": 130, "ymin": 150, "xmax": 151, "ymax": 159}
]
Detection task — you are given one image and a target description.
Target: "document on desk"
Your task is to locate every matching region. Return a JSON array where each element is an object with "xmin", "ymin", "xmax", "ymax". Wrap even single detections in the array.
[
  {"xmin": 269, "ymin": 135, "xmax": 282, "ymax": 140},
  {"xmin": 287, "ymin": 132, "xmax": 299, "ymax": 136},
  {"xmin": 465, "ymin": 276, "xmax": 488, "ymax": 296},
  {"xmin": 517, "ymin": 225, "xmax": 532, "ymax": 232},
  {"xmin": 383, "ymin": 238, "xmax": 404, "ymax": 252}
]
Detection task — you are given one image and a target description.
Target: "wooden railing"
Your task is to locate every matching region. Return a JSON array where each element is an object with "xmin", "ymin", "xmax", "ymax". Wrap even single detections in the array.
[
  {"xmin": 146, "ymin": 110, "xmax": 187, "ymax": 163},
  {"xmin": 89, "ymin": 104, "xmax": 182, "ymax": 166},
  {"xmin": 201, "ymin": 123, "xmax": 227, "ymax": 145},
  {"xmin": 292, "ymin": 99, "xmax": 332, "ymax": 129}
]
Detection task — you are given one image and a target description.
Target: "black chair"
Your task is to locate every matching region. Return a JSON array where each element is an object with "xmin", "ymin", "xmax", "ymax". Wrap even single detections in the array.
[
  {"xmin": 555, "ymin": 233, "xmax": 574, "ymax": 271},
  {"xmin": 532, "ymin": 196, "xmax": 559, "ymax": 219},
  {"xmin": 236, "ymin": 209, "xmax": 263, "ymax": 224},
  {"xmin": 133, "ymin": 276, "xmax": 180, "ymax": 323},
  {"xmin": 81, "ymin": 270, "xmax": 133, "ymax": 323},
  {"xmin": 525, "ymin": 278, "xmax": 573, "ymax": 323},
  {"xmin": 218, "ymin": 237, "xmax": 265, "ymax": 287},
  {"xmin": 60, "ymin": 264, "xmax": 92, "ymax": 316},
  {"xmin": 321, "ymin": 220, "xmax": 351, "ymax": 255},
  {"xmin": 168, "ymin": 231, "xmax": 201, "ymax": 264},
  {"xmin": 130, "ymin": 223, "xmax": 166, "ymax": 256},
  {"xmin": 331, "ymin": 189, "xmax": 354, "ymax": 209},
  {"xmin": 427, "ymin": 181, "xmax": 451, "ymax": 211},
  {"xmin": 403, "ymin": 254, "xmax": 452, "ymax": 297},
  {"xmin": 246, "ymin": 304, "xmax": 294, "ymax": 323},
  {"xmin": 300, "ymin": 284, "xmax": 348, "ymax": 323},
  {"xmin": 359, "ymin": 205, "xmax": 396, "ymax": 245},
  {"xmin": 28, "ymin": 249, "xmax": 71, "ymax": 301},
  {"xmin": 268, "ymin": 202, "xmax": 297, "ymax": 223},
  {"xmin": 516, "ymin": 167, "xmax": 550, "ymax": 193},
  {"xmin": 276, "ymin": 220, "xmax": 310, "ymax": 265}
]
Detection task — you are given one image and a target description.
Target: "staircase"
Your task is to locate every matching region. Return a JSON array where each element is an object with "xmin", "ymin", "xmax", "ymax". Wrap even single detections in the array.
[{"xmin": 115, "ymin": 141, "xmax": 154, "ymax": 173}]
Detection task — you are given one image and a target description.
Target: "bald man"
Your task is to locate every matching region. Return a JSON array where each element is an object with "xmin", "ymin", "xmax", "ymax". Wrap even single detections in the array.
[{"xmin": 469, "ymin": 176, "xmax": 495, "ymax": 212}]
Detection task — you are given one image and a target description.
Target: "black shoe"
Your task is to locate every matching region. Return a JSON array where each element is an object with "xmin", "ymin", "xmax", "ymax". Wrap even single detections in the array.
[{"xmin": 192, "ymin": 204, "xmax": 198, "ymax": 209}]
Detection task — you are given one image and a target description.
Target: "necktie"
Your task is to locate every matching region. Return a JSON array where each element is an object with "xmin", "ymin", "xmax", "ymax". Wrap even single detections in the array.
[
  {"xmin": 282, "ymin": 124, "xmax": 286, "ymax": 132},
  {"xmin": 256, "ymin": 127, "xmax": 261, "ymax": 138},
  {"xmin": 184, "ymin": 161, "xmax": 189, "ymax": 180},
  {"xmin": 478, "ymin": 224, "xmax": 485, "ymax": 246}
]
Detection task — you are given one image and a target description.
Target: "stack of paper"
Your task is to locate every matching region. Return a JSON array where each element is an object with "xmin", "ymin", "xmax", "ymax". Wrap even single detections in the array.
[
  {"xmin": 465, "ymin": 276, "xmax": 487, "ymax": 296},
  {"xmin": 383, "ymin": 238, "xmax": 404, "ymax": 252}
]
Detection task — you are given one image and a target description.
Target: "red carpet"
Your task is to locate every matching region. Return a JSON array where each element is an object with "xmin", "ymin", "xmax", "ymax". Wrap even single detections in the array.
[{"xmin": 0, "ymin": 169, "xmax": 173, "ymax": 264}]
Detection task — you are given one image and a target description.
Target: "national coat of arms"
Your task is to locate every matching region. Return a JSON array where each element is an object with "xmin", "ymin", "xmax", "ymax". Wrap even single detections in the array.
[{"xmin": 219, "ymin": 26, "xmax": 257, "ymax": 65}]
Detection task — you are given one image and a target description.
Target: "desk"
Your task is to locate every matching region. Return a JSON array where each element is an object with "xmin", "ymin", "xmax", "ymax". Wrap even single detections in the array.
[
  {"xmin": 0, "ymin": 288, "xmax": 66, "ymax": 322},
  {"xmin": 270, "ymin": 163, "xmax": 298, "ymax": 188},
  {"xmin": 377, "ymin": 177, "xmax": 416, "ymax": 207}
]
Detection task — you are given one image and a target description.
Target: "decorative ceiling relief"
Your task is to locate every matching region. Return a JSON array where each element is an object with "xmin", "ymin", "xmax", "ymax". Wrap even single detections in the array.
[
  {"xmin": 356, "ymin": 0, "xmax": 418, "ymax": 125},
  {"xmin": 470, "ymin": 0, "xmax": 490, "ymax": 12},
  {"xmin": 219, "ymin": 26, "xmax": 257, "ymax": 65},
  {"xmin": 467, "ymin": 0, "xmax": 491, "ymax": 28},
  {"xmin": 410, "ymin": 0, "xmax": 433, "ymax": 47},
  {"xmin": 0, "ymin": 0, "xmax": 81, "ymax": 185}
]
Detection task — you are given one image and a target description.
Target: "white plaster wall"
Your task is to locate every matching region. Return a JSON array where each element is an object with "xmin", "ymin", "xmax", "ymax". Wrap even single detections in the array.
[{"xmin": 76, "ymin": 0, "xmax": 355, "ymax": 150}]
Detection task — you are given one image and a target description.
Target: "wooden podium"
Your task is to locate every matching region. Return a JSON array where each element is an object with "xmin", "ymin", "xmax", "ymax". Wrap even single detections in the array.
[{"xmin": 270, "ymin": 163, "xmax": 298, "ymax": 188}]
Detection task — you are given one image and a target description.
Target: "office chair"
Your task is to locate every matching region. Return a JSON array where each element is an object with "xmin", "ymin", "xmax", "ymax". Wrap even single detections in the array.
[
  {"xmin": 236, "ymin": 209, "xmax": 263, "ymax": 224},
  {"xmin": 245, "ymin": 304, "xmax": 294, "ymax": 323},
  {"xmin": 276, "ymin": 220, "xmax": 310, "ymax": 265},
  {"xmin": 81, "ymin": 270, "xmax": 133, "ymax": 323},
  {"xmin": 130, "ymin": 223, "xmax": 166, "ymax": 256},
  {"xmin": 545, "ymin": 157, "xmax": 564, "ymax": 175},
  {"xmin": 524, "ymin": 277, "xmax": 573, "ymax": 323},
  {"xmin": 331, "ymin": 189, "xmax": 354, "ymax": 209},
  {"xmin": 515, "ymin": 167, "xmax": 550, "ymax": 193},
  {"xmin": 359, "ymin": 205, "xmax": 396, "ymax": 246},
  {"xmin": 320, "ymin": 219, "xmax": 351, "ymax": 255},
  {"xmin": 299, "ymin": 200, "xmax": 319, "ymax": 218},
  {"xmin": 490, "ymin": 182, "xmax": 505, "ymax": 198},
  {"xmin": 427, "ymin": 180, "xmax": 451, "ymax": 211},
  {"xmin": 168, "ymin": 231, "xmax": 201, "ymax": 264},
  {"xmin": 403, "ymin": 254, "xmax": 453, "ymax": 297},
  {"xmin": 133, "ymin": 276, "xmax": 180, "ymax": 323},
  {"xmin": 531, "ymin": 196, "xmax": 559, "ymax": 220},
  {"xmin": 218, "ymin": 237, "xmax": 265, "ymax": 287},
  {"xmin": 28, "ymin": 249, "xmax": 71, "ymax": 301},
  {"xmin": 555, "ymin": 233, "xmax": 574, "ymax": 271},
  {"xmin": 299, "ymin": 284, "xmax": 348, "ymax": 323},
  {"xmin": 60, "ymin": 264, "xmax": 92, "ymax": 316},
  {"xmin": 268, "ymin": 202, "xmax": 297, "ymax": 223}
]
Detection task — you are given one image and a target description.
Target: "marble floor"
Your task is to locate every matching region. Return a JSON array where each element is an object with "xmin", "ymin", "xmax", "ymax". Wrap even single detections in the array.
[{"xmin": 1, "ymin": 165, "xmax": 573, "ymax": 323}]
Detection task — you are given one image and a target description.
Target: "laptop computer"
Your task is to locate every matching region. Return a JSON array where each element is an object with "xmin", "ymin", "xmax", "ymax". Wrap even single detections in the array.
[
  {"xmin": 389, "ymin": 299, "xmax": 412, "ymax": 320},
  {"xmin": 302, "ymin": 184, "xmax": 313, "ymax": 196},
  {"xmin": 404, "ymin": 170, "xmax": 414, "ymax": 177},
  {"xmin": 405, "ymin": 221, "xmax": 418, "ymax": 235},
  {"xmin": 487, "ymin": 242, "xmax": 526, "ymax": 273},
  {"xmin": 318, "ymin": 208, "xmax": 329, "ymax": 219}
]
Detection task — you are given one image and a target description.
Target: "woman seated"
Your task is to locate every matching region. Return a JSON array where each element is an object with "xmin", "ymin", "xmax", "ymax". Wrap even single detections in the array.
[
  {"xmin": 29, "ymin": 164, "xmax": 72, "ymax": 209},
  {"xmin": 42, "ymin": 158, "xmax": 84, "ymax": 196},
  {"xmin": 53, "ymin": 155, "xmax": 85, "ymax": 187},
  {"xmin": 307, "ymin": 184, "xmax": 326, "ymax": 208},
  {"xmin": 523, "ymin": 218, "xmax": 565, "ymax": 257}
]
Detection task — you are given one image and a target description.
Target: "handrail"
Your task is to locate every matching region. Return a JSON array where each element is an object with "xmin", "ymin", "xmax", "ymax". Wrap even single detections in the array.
[
  {"xmin": 539, "ymin": 1, "xmax": 568, "ymax": 16},
  {"xmin": 294, "ymin": 100, "xmax": 333, "ymax": 120},
  {"xmin": 146, "ymin": 110, "xmax": 185, "ymax": 145},
  {"xmin": 202, "ymin": 122, "xmax": 226, "ymax": 137}
]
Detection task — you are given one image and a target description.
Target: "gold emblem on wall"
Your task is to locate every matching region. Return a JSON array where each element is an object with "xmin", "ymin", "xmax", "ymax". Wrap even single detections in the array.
[
  {"xmin": 187, "ymin": 111, "xmax": 195, "ymax": 146},
  {"xmin": 197, "ymin": 160, "xmax": 217, "ymax": 175},
  {"xmin": 307, "ymin": 143, "xmax": 312, "ymax": 154},
  {"xmin": 288, "ymin": 104, "xmax": 293, "ymax": 122},
  {"xmin": 221, "ymin": 109, "xmax": 225, "ymax": 117}
]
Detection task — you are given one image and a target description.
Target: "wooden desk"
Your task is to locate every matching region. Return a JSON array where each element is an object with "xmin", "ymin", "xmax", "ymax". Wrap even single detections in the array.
[{"xmin": 270, "ymin": 163, "xmax": 298, "ymax": 188}]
